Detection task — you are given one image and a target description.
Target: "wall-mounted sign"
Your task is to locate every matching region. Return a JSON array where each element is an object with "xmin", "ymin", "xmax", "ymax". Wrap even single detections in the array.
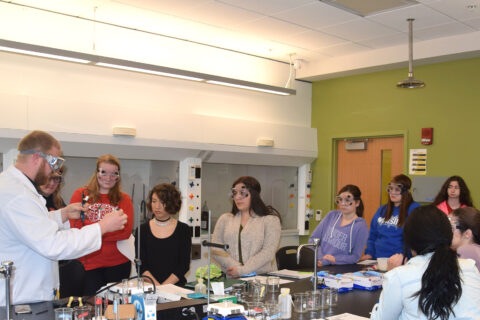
[{"xmin": 409, "ymin": 149, "xmax": 427, "ymax": 175}]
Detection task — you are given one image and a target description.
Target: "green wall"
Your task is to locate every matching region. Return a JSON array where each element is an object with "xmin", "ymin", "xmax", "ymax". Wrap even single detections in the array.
[{"xmin": 304, "ymin": 56, "xmax": 480, "ymax": 241}]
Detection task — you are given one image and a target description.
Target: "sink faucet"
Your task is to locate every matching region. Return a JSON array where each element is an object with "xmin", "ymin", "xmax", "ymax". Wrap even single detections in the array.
[{"xmin": 297, "ymin": 238, "xmax": 320, "ymax": 294}]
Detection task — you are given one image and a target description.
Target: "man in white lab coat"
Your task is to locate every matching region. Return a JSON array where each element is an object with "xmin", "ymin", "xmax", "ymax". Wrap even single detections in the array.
[{"xmin": 0, "ymin": 130, "xmax": 128, "ymax": 306}]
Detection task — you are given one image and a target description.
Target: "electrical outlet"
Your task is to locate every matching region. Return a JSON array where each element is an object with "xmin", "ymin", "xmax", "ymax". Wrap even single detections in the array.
[{"xmin": 315, "ymin": 209, "xmax": 322, "ymax": 221}]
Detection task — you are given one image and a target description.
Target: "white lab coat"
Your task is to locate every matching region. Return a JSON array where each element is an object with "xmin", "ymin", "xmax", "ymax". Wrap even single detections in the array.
[
  {"xmin": 371, "ymin": 253, "xmax": 480, "ymax": 320},
  {"xmin": 0, "ymin": 166, "xmax": 102, "ymax": 306}
]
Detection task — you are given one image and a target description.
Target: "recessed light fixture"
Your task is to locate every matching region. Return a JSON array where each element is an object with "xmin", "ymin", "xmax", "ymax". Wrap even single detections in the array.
[{"xmin": 0, "ymin": 39, "xmax": 296, "ymax": 96}]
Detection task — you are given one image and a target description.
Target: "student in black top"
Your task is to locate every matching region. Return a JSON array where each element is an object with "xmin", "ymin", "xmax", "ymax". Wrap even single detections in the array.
[{"xmin": 135, "ymin": 184, "xmax": 191, "ymax": 286}]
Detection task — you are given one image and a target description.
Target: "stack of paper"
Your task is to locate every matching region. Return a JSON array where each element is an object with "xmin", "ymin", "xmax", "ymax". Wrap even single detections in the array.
[
  {"xmin": 156, "ymin": 284, "xmax": 194, "ymax": 302},
  {"xmin": 267, "ymin": 269, "xmax": 312, "ymax": 279}
]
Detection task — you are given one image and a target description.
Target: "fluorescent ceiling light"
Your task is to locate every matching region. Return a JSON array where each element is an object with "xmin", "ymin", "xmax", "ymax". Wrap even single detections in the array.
[
  {"xmin": 0, "ymin": 45, "xmax": 91, "ymax": 64},
  {"xmin": 96, "ymin": 62, "xmax": 204, "ymax": 81},
  {"xmin": 206, "ymin": 80, "xmax": 290, "ymax": 96},
  {"xmin": 0, "ymin": 39, "xmax": 295, "ymax": 96}
]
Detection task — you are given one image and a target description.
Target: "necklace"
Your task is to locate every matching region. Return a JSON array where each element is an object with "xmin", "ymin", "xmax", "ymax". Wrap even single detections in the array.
[{"xmin": 154, "ymin": 216, "xmax": 171, "ymax": 227}]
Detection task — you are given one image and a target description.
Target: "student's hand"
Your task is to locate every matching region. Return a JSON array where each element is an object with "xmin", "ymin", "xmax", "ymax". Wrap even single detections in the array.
[
  {"xmin": 360, "ymin": 254, "xmax": 372, "ymax": 261},
  {"xmin": 323, "ymin": 255, "xmax": 336, "ymax": 264},
  {"xmin": 98, "ymin": 209, "xmax": 127, "ymax": 234},
  {"xmin": 61, "ymin": 202, "xmax": 89, "ymax": 222},
  {"xmin": 387, "ymin": 254, "xmax": 406, "ymax": 271},
  {"xmin": 226, "ymin": 266, "xmax": 240, "ymax": 278},
  {"xmin": 317, "ymin": 260, "xmax": 323, "ymax": 267}
]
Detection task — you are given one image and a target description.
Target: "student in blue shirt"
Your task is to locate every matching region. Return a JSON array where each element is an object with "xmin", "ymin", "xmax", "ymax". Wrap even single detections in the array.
[{"xmin": 361, "ymin": 174, "xmax": 420, "ymax": 261}]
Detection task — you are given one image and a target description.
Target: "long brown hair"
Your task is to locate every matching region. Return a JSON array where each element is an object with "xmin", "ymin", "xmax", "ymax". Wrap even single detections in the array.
[
  {"xmin": 85, "ymin": 154, "xmax": 123, "ymax": 205},
  {"xmin": 337, "ymin": 184, "xmax": 364, "ymax": 217},
  {"xmin": 451, "ymin": 207, "xmax": 480, "ymax": 245},
  {"xmin": 230, "ymin": 176, "xmax": 281, "ymax": 223},
  {"xmin": 432, "ymin": 176, "xmax": 473, "ymax": 207},
  {"xmin": 384, "ymin": 174, "xmax": 414, "ymax": 227},
  {"xmin": 51, "ymin": 167, "xmax": 66, "ymax": 209}
]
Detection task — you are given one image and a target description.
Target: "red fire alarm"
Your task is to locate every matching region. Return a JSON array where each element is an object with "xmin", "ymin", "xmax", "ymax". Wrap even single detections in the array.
[{"xmin": 421, "ymin": 128, "xmax": 433, "ymax": 145}]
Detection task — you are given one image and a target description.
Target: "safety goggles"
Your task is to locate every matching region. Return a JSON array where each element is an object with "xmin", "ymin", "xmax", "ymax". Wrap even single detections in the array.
[
  {"xmin": 49, "ymin": 175, "xmax": 63, "ymax": 183},
  {"xmin": 334, "ymin": 195, "xmax": 355, "ymax": 206},
  {"xmin": 229, "ymin": 186, "xmax": 249, "ymax": 200},
  {"xmin": 97, "ymin": 169, "xmax": 120, "ymax": 180},
  {"xmin": 386, "ymin": 184, "xmax": 404, "ymax": 195},
  {"xmin": 20, "ymin": 149, "xmax": 65, "ymax": 172}
]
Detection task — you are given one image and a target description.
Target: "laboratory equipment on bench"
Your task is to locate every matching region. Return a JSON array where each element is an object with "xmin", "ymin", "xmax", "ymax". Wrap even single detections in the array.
[
  {"xmin": 297, "ymin": 238, "xmax": 320, "ymax": 292},
  {"xmin": 0, "ymin": 261, "xmax": 14, "ymax": 320}
]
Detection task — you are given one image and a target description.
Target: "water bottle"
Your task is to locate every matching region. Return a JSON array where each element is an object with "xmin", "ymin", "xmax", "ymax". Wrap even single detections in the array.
[{"xmin": 278, "ymin": 288, "xmax": 292, "ymax": 319}]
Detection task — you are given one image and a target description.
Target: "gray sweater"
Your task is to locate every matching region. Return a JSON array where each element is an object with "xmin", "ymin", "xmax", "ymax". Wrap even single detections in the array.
[{"xmin": 212, "ymin": 211, "xmax": 281, "ymax": 276}]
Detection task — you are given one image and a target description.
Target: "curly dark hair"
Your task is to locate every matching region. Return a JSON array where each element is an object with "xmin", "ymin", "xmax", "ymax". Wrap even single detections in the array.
[
  {"xmin": 432, "ymin": 176, "xmax": 473, "ymax": 207},
  {"xmin": 147, "ymin": 183, "xmax": 182, "ymax": 215}
]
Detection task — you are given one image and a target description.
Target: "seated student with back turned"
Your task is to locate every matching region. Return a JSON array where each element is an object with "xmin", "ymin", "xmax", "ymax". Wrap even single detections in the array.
[
  {"xmin": 135, "ymin": 184, "xmax": 191, "ymax": 286},
  {"xmin": 450, "ymin": 207, "xmax": 480, "ymax": 271},
  {"xmin": 310, "ymin": 185, "xmax": 368, "ymax": 266},
  {"xmin": 370, "ymin": 205, "xmax": 480, "ymax": 320},
  {"xmin": 432, "ymin": 175, "xmax": 473, "ymax": 216},
  {"xmin": 361, "ymin": 174, "xmax": 420, "ymax": 262},
  {"xmin": 212, "ymin": 176, "xmax": 281, "ymax": 278}
]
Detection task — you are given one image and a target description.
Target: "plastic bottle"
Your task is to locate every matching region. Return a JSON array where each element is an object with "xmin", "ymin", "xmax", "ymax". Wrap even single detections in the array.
[
  {"xmin": 278, "ymin": 287, "xmax": 292, "ymax": 319},
  {"xmin": 195, "ymin": 277, "xmax": 207, "ymax": 294},
  {"xmin": 201, "ymin": 201, "xmax": 209, "ymax": 231}
]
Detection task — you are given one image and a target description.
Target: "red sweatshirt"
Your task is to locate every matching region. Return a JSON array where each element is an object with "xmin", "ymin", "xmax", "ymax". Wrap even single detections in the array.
[{"xmin": 70, "ymin": 187, "xmax": 133, "ymax": 271}]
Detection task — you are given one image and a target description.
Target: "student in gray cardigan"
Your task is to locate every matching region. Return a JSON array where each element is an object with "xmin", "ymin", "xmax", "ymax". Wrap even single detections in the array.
[{"xmin": 212, "ymin": 176, "xmax": 281, "ymax": 277}]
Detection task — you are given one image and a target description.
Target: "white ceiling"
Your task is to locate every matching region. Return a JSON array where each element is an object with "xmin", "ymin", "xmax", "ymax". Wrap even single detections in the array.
[{"xmin": 6, "ymin": 0, "xmax": 480, "ymax": 81}]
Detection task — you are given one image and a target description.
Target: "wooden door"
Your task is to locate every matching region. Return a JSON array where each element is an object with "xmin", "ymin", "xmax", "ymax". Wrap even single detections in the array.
[{"xmin": 336, "ymin": 137, "xmax": 404, "ymax": 228}]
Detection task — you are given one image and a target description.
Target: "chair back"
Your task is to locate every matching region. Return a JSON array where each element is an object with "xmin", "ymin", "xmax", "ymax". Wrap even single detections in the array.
[{"xmin": 276, "ymin": 245, "xmax": 315, "ymax": 270}]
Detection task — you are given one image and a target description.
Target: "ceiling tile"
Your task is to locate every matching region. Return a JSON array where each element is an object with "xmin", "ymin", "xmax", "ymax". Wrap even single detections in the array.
[
  {"xmin": 219, "ymin": 0, "xmax": 316, "ymax": 15},
  {"xmin": 112, "ymin": 0, "xmax": 211, "ymax": 17},
  {"xmin": 463, "ymin": 16, "xmax": 480, "ymax": 29},
  {"xmin": 357, "ymin": 33, "xmax": 407, "ymax": 48},
  {"xmin": 273, "ymin": 1, "xmax": 359, "ymax": 30},
  {"xmin": 367, "ymin": 4, "xmax": 454, "ymax": 31},
  {"xmin": 320, "ymin": 18, "xmax": 398, "ymax": 42},
  {"xmin": 419, "ymin": 0, "xmax": 480, "ymax": 21},
  {"xmin": 180, "ymin": 1, "xmax": 264, "ymax": 28},
  {"xmin": 233, "ymin": 17, "xmax": 310, "ymax": 41},
  {"xmin": 414, "ymin": 21, "xmax": 476, "ymax": 40},
  {"xmin": 282, "ymin": 30, "xmax": 347, "ymax": 50},
  {"xmin": 316, "ymin": 42, "xmax": 371, "ymax": 57}
]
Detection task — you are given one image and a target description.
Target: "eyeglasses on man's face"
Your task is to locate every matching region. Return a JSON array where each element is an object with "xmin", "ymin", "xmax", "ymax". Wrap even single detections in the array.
[{"xmin": 20, "ymin": 149, "xmax": 65, "ymax": 172}]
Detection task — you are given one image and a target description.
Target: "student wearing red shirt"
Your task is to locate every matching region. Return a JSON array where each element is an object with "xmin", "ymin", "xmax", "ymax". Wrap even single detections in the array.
[
  {"xmin": 70, "ymin": 154, "xmax": 133, "ymax": 295},
  {"xmin": 432, "ymin": 176, "xmax": 473, "ymax": 216}
]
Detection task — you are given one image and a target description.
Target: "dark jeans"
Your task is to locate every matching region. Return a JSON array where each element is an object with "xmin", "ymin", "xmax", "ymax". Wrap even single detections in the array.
[{"xmin": 83, "ymin": 261, "xmax": 131, "ymax": 296}]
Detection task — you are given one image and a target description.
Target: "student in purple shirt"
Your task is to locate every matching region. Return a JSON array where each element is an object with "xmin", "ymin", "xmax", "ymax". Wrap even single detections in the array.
[
  {"xmin": 310, "ymin": 184, "xmax": 368, "ymax": 266},
  {"xmin": 450, "ymin": 207, "xmax": 480, "ymax": 271}
]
